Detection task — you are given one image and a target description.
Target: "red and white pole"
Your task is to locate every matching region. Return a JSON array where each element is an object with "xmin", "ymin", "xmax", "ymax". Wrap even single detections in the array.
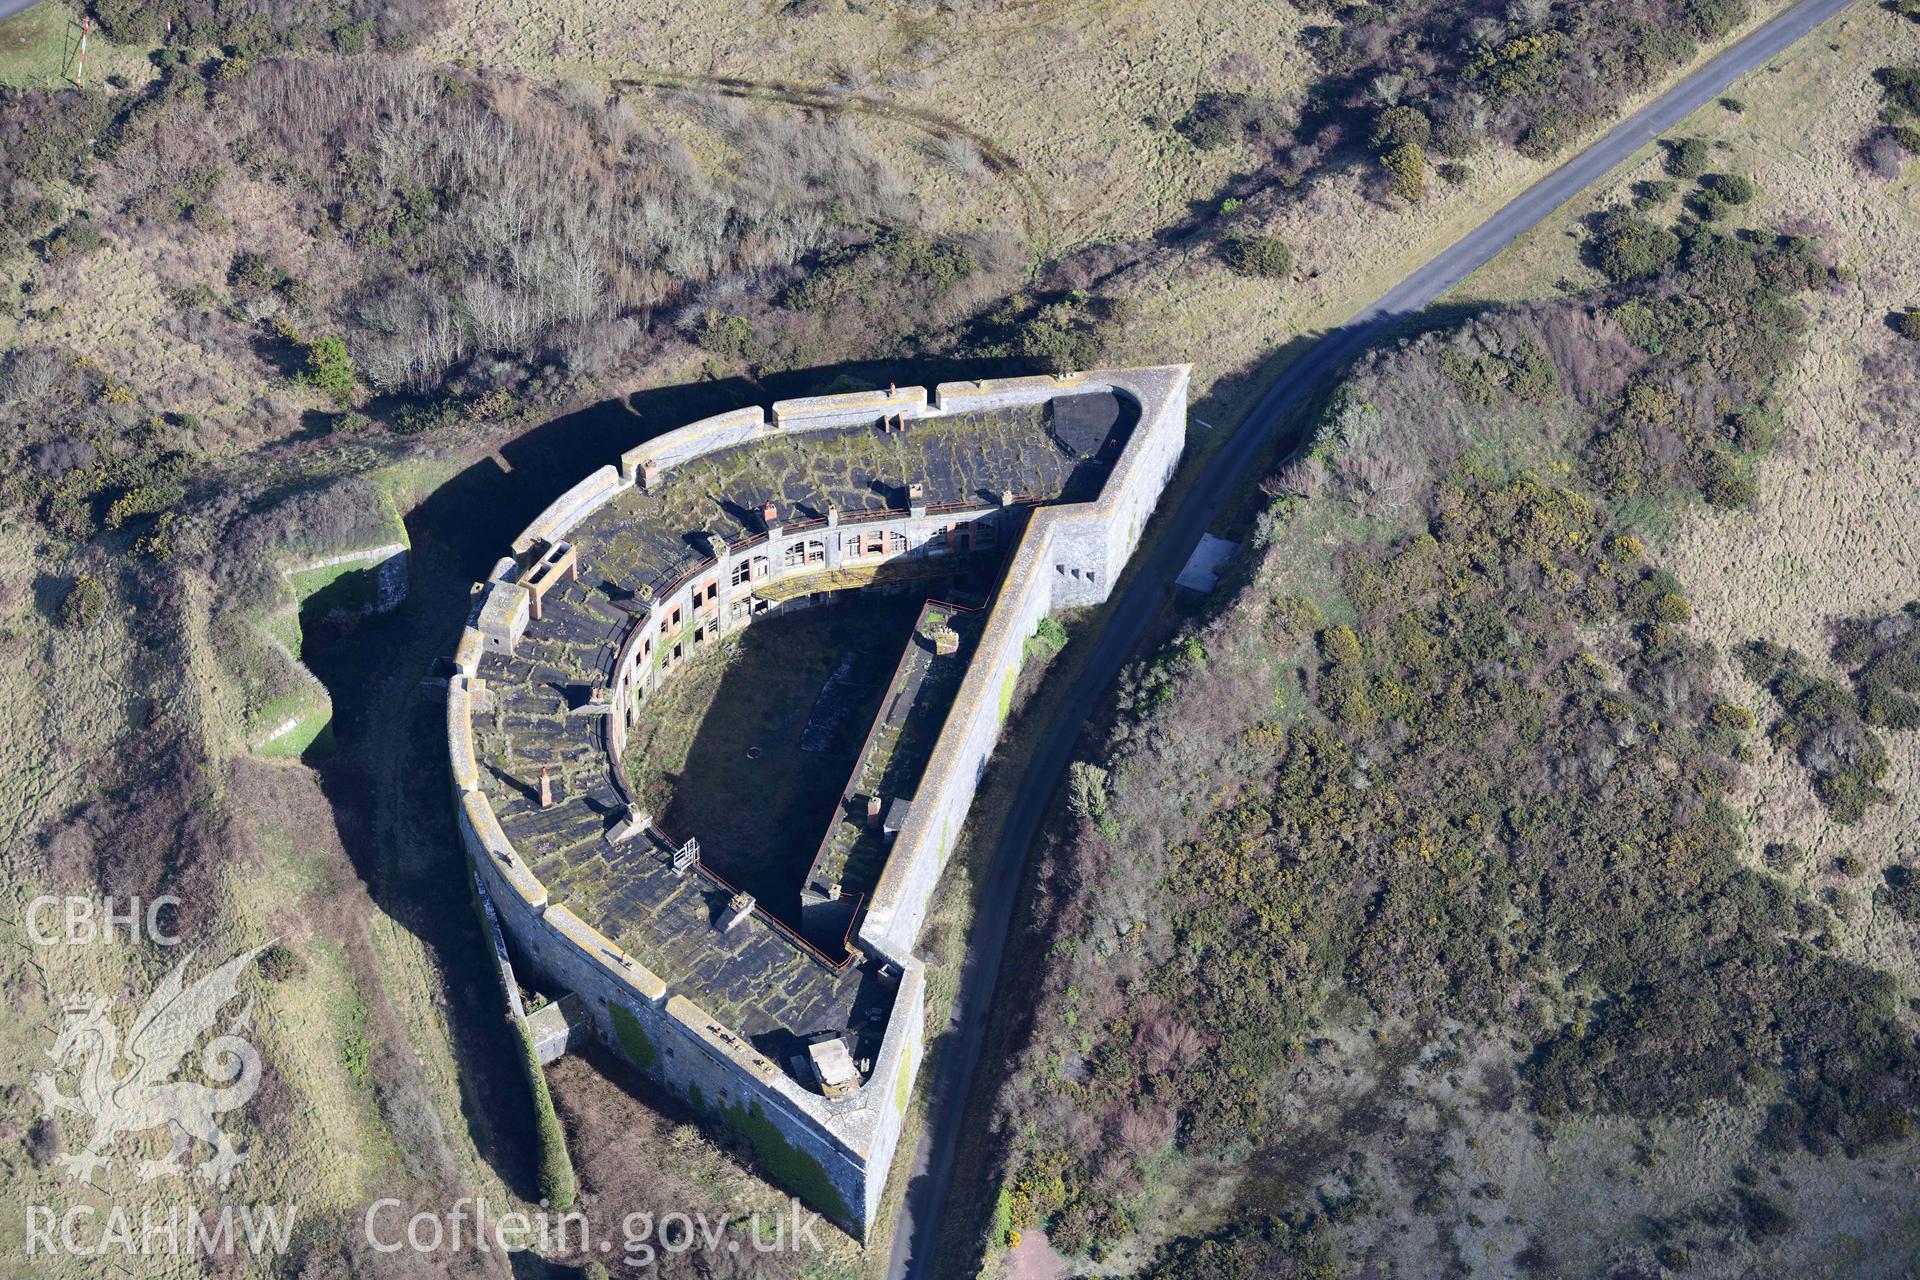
[{"xmin": 73, "ymin": 17, "xmax": 89, "ymax": 86}]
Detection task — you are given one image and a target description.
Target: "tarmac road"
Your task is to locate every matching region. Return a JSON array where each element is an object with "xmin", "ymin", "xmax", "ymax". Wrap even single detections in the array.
[{"xmin": 885, "ymin": 0, "xmax": 1859, "ymax": 1276}]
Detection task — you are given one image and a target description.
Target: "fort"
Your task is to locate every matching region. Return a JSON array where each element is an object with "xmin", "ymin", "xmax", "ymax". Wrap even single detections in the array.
[{"xmin": 444, "ymin": 365, "xmax": 1188, "ymax": 1235}]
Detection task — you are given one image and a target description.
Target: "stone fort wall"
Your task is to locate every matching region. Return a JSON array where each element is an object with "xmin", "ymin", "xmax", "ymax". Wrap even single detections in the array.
[{"xmin": 445, "ymin": 366, "xmax": 1187, "ymax": 1237}]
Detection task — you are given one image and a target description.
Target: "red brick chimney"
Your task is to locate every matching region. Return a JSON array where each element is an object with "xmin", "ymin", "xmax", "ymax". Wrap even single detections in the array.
[
  {"xmin": 538, "ymin": 767, "xmax": 553, "ymax": 809},
  {"xmin": 761, "ymin": 498, "xmax": 779, "ymax": 530}
]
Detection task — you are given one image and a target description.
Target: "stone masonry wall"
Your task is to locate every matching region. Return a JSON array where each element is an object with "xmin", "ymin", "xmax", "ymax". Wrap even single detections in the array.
[
  {"xmin": 452, "ymin": 674, "xmax": 883, "ymax": 1226},
  {"xmin": 858, "ymin": 367, "xmax": 1190, "ymax": 944},
  {"xmin": 447, "ymin": 367, "xmax": 1186, "ymax": 1238},
  {"xmin": 605, "ymin": 504, "xmax": 1017, "ymax": 757}
]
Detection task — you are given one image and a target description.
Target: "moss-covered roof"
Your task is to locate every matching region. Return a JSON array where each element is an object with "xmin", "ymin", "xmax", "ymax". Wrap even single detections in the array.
[{"xmin": 469, "ymin": 393, "xmax": 1136, "ymax": 1062}]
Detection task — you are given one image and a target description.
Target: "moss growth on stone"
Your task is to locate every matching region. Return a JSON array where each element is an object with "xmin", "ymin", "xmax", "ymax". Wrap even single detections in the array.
[
  {"xmin": 610, "ymin": 1002, "xmax": 659, "ymax": 1072},
  {"xmin": 894, "ymin": 1050, "xmax": 914, "ymax": 1115},
  {"xmin": 720, "ymin": 1100, "xmax": 852, "ymax": 1227}
]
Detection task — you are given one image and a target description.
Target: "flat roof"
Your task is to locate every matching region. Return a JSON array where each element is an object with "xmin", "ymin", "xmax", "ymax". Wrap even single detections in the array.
[{"xmin": 468, "ymin": 390, "xmax": 1145, "ymax": 1065}]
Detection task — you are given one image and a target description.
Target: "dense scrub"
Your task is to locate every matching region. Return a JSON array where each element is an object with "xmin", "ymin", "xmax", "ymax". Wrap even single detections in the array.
[
  {"xmin": 0, "ymin": 89, "xmax": 114, "ymax": 266},
  {"xmin": 1741, "ymin": 602, "xmax": 1920, "ymax": 823},
  {"xmin": 1182, "ymin": 0, "xmax": 1753, "ymax": 206},
  {"xmin": 4, "ymin": 48, "xmax": 1007, "ymax": 452},
  {"xmin": 86, "ymin": 0, "xmax": 446, "ymax": 55},
  {"xmin": 985, "ymin": 213, "xmax": 1918, "ymax": 1266},
  {"xmin": 102, "ymin": 57, "xmax": 925, "ymax": 400}
]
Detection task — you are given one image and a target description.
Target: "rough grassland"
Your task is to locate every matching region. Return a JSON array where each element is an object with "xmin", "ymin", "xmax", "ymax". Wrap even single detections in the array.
[
  {"xmin": 427, "ymin": 0, "xmax": 1308, "ymax": 253},
  {"xmin": 0, "ymin": 496, "xmax": 518, "ymax": 1279},
  {"xmin": 1399, "ymin": 6, "xmax": 1920, "ymax": 1276},
  {"xmin": 428, "ymin": 0, "xmax": 1797, "ymax": 434},
  {"xmin": 1451, "ymin": 0, "xmax": 1920, "ymax": 998}
]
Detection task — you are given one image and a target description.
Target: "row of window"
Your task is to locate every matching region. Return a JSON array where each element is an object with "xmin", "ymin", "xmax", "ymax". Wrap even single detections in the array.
[{"xmin": 634, "ymin": 518, "xmax": 1005, "ymax": 699}]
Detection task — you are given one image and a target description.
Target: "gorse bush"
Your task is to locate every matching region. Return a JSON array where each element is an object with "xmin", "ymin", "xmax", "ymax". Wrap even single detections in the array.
[
  {"xmin": 1702, "ymin": 172, "xmax": 1758, "ymax": 204},
  {"xmin": 989, "ymin": 213, "xmax": 1915, "ymax": 1263},
  {"xmin": 1332, "ymin": 1, "xmax": 1744, "ymax": 160},
  {"xmin": 1583, "ymin": 216, "xmax": 1827, "ymax": 508},
  {"xmin": 1176, "ymin": 91, "xmax": 1290, "ymax": 150},
  {"xmin": 959, "ymin": 290, "xmax": 1125, "ymax": 375},
  {"xmin": 1369, "ymin": 104, "xmax": 1432, "ymax": 151},
  {"xmin": 1666, "ymin": 136, "xmax": 1713, "ymax": 178},
  {"xmin": 1742, "ymin": 602, "xmax": 1920, "ymax": 823},
  {"xmin": 1588, "ymin": 207, "xmax": 1680, "ymax": 283},
  {"xmin": 1379, "ymin": 142, "xmax": 1428, "ymax": 201},
  {"xmin": 301, "ymin": 337, "xmax": 356, "ymax": 405},
  {"xmin": 59, "ymin": 575, "xmax": 108, "ymax": 630},
  {"xmin": 1219, "ymin": 232, "xmax": 1294, "ymax": 278},
  {"xmin": 85, "ymin": 0, "xmax": 443, "ymax": 56}
]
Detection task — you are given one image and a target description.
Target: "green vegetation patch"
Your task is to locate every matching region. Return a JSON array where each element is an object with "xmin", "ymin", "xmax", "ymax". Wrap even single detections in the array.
[
  {"xmin": 1741, "ymin": 601, "xmax": 1920, "ymax": 823},
  {"xmin": 609, "ymin": 1002, "xmax": 659, "ymax": 1073},
  {"xmin": 717, "ymin": 1099, "xmax": 851, "ymax": 1227},
  {"xmin": 988, "ymin": 213, "xmax": 1919, "ymax": 1263},
  {"xmin": 517, "ymin": 1018, "xmax": 578, "ymax": 1211}
]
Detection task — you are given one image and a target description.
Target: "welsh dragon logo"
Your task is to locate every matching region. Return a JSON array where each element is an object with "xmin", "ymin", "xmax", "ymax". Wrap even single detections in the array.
[{"xmin": 32, "ymin": 947, "xmax": 265, "ymax": 1188}]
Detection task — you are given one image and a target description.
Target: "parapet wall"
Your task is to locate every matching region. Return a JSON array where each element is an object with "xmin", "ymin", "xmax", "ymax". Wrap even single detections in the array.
[
  {"xmin": 511, "ymin": 465, "xmax": 622, "ymax": 560},
  {"xmin": 859, "ymin": 364, "xmax": 1190, "ymax": 944},
  {"xmin": 451, "ymin": 675, "xmax": 878, "ymax": 1222},
  {"xmin": 854, "ymin": 518, "xmax": 1057, "ymax": 952},
  {"xmin": 447, "ymin": 366, "xmax": 1187, "ymax": 1238}
]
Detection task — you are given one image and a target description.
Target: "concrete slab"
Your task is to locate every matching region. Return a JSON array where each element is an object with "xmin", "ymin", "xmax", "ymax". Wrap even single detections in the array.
[{"xmin": 1176, "ymin": 533, "xmax": 1239, "ymax": 593}]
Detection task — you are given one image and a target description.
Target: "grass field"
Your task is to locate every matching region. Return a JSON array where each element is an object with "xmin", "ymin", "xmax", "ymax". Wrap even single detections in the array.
[
  {"xmin": 0, "ymin": 1, "xmax": 154, "ymax": 89},
  {"xmin": 621, "ymin": 593, "xmax": 925, "ymax": 921}
]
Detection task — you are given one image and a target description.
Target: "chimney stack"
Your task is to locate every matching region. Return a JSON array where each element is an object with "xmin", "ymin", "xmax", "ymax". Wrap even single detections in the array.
[
  {"xmin": 538, "ymin": 767, "xmax": 554, "ymax": 809},
  {"xmin": 866, "ymin": 795, "xmax": 883, "ymax": 830},
  {"xmin": 761, "ymin": 498, "xmax": 780, "ymax": 531},
  {"xmin": 720, "ymin": 892, "xmax": 755, "ymax": 931}
]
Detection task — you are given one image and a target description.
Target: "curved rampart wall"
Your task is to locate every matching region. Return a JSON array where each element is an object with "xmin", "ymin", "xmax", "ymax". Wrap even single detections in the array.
[
  {"xmin": 446, "ymin": 366, "xmax": 1188, "ymax": 1237},
  {"xmin": 451, "ymin": 670, "xmax": 893, "ymax": 1229}
]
